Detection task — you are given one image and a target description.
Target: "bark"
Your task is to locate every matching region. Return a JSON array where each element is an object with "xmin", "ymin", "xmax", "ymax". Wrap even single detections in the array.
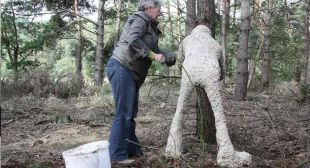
[
  {"xmin": 185, "ymin": 0, "xmax": 196, "ymax": 36},
  {"xmin": 167, "ymin": 0, "xmax": 175, "ymax": 48},
  {"xmin": 284, "ymin": 0, "xmax": 289, "ymax": 22},
  {"xmin": 221, "ymin": 0, "xmax": 230, "ymax": 81},
  {"xmin": 248, "ymin": 37, "xmax": 264, "ymax": 89},
  {"xmin": 195, "ymin": 0, "xmax": 216, "ymax": 144},
  {"xmin": 253, "ymin": 0, "xmax": 261, "ymax": 18},
  {"xmin": 247, "ymin": 0, "xmax": 261, "ymax": 89},
  {"xmin": 176, "ymin": 0, "xmax": 182, "ymax": 44},
  {"xmin": 301, "ymin": 0, "xmax": 310, "ymax": 84},
  {"xmin": 94, "ymin": 0, "xmax": 105, "ymax": 86},
  {"xmin": 9, "ymin": 1, "xmax": 19, "ymax": 81},
  {"xmin": 261, "ymin": 0, "xmax": 273, "ymax": 88},
  {"xmin": 74, "ymin": 0, "xmax": 84, "ymax": 86},
  {"xmin": 175, "ymin": 0, "xmax": 182, "ymax": 77},
  {"xmin": 233, "ymin": 0, "xmax": 237, "ymax": 25},
  {"xmin": 196, "ymin": 86, "xmax": 216, "ymax": 144},
  {"xmin": 197, "ymin": 0, "xmax": 215, "ymax": 36},
  {"xmin": 114, "ymin": 0, "xmax": 122, "ymax": 46},
  {"xmin": 233, "ymin": 0, "xmax": 250, "ymax": 101}
]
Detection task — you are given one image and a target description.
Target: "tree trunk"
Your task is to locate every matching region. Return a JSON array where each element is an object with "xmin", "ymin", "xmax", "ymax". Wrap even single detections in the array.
[
  {"xmin": 175, "ymin": 0, "xmax": 182, "ymax": 77},
  {"xmin": 167, "ymin": 0, "xmax": 174, "ymax": 48},
  {"xmin": 114, "ymin": 0, "xmax": 122, "ymax": 46},
  {"xmin": 301, "ymin": 0, "xmax": 310, "ymax": 84},
  {"xmin": 248, "ymin": 0, "xmax": 261, "ymax": 89},
  {"xmin": 195, "ymin": 86, "xmax": 216, "ymax": 144},
  {"xmin": 74, "ymin": 0, "xmax": 84, "ymax": 86},
  {"xmin": 176, "ymin": 0, "xmax": 182, "ymax": 44},
  {"xmin": 232, "ymin": 0, "xmax": 237, "ymax": 25},
  {"xmin": 248, "ymin": 36, "xmax": 264, "ymax": 89},
  {"xmin": 195, "ymin": 0, "xmax": 216, "ymax": 144},
  {"xmin": 221, "ymin": 0, "xmax": 230, "ymax": 82},
  {"xmin": 9, "ymin": 1, "xmax": 19, "ymax": 82},
  {"xmin": 233, "ymin": 0, "xmax": 250, "ymax": 101},
  {"xmin": 94, "ymin": 0, "xmax": 105, "ymax": 86},
  {"xmin": 261, "ymin": 0, "xmax": 272, "ymax": 88},
  {"xmin": 197, "ymin": 0, "xmax": 215, "ymax": 35},
  {"xmin": 185, "ymin": 0, "xmax": 196, "ymax": 36}
]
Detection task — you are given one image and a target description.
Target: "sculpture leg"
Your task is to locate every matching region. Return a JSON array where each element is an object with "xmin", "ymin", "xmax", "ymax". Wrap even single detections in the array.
[
  {"xmin": 204, "ymin": 83, "xmax": 252, "ymax": 167},
  {"xmin": 165, "ymin": 74, "xmax": 193, "ymax": 157}
]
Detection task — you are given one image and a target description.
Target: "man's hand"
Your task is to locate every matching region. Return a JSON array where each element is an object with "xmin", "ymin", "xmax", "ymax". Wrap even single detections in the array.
[{"xmin": 154, "ymin": 54, "xmax": 166, "ymax": 63}]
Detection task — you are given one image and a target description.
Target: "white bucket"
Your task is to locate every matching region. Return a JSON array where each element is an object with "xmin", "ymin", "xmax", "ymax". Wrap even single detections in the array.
[{"xmin": 62, "ymin": 141, "xmax": 111, "ymax": 168}]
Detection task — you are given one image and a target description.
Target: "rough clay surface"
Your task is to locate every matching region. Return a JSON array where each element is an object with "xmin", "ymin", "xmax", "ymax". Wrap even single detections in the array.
[{"xmin": 165, "ymin": 25, "xmax": 252, "ymax": 167}]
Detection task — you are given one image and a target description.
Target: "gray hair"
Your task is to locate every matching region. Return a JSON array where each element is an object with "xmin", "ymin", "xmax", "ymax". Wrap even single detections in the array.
[{"xmin": 138, "ymin": 0, "xmax": 163, "ymax": 11}]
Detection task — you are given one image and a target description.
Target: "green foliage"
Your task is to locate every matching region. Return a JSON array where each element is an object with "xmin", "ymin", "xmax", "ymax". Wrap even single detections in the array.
[
  {"xmin": 294, "ymin": 83, "xmax": 310, "ymax": 104},
  {"xmin": 31, "ymin": 162, "xmax": 51, "ymax": 168},
  {"xmin": 270, "ymin": 3, "xmax": 303, "ymax": 81},
  {"xmin": 44, "ymin": 0, "xmax": 93, "ymax": 11},
  {"xmin": 52, "ymin": 56, "xmax": 75, "ymax": 81},
  {"xmin": 1, "ymin": 2, "xmax": 44, "ymax": 74},
  {"xmin": 226, "ymin": 23, "xmax": 240, "ymax": 77},
  {"xmin": 0, "ymin": 0, "xmax": 72, "ymax": 77},
  {"xmin": 225, "ymin": 0, "xmax": 305, "ymax": 82}
]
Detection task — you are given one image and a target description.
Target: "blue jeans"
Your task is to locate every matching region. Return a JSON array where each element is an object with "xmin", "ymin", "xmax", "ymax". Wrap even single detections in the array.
[{"xmin": 106, "ymin": 58, "xmax": 143, "ymax": 161}]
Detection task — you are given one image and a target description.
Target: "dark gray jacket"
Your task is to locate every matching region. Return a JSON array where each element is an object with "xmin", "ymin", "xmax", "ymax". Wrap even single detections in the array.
[{"xmin": 112, "ymin": 11, "xmax": 161, "ymax": 85}]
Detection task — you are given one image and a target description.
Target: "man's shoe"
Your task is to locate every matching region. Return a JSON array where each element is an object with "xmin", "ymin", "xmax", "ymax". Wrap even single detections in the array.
[{"xmin": 111, "ymin": 159, "xmax": 135, "ymax": 166}]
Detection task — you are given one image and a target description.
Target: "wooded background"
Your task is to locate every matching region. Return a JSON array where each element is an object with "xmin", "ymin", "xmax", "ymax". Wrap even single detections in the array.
[{"xmin": 1, "ymin": 0, "xmax": 309, "ymax": 99}]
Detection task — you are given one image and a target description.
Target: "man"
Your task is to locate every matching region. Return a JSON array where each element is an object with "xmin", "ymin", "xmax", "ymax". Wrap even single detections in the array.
[{"xmin": 106, "ymin": 0, "xmax": 176, "ymax": 165}]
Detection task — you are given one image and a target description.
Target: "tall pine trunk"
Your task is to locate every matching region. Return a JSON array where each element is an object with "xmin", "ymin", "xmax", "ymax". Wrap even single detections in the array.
[
  {"xmin": 185, "ymin": 0, "xmax": 196, "ymax": 36},
  {"xmin": 232, "ymin": 0, "xmax": 237, "ymax": 25},
  {"xmin": 307, "ymin": 1, "xmax": 310, "ymax": 85},
  {"xmin": 114, "ymin": 0, "xmax": 122, "ymax": 46},
  {"xmin": 196, "ymin": 0, "xmax": 216, "ymax": 144},
  {"xmin": 221, "ymin": 0, "xmax": 230, "ymax": 82},
  {"xmin": 261, "ymin": 0, "xmax": 273, "ymax": 88},
  {"xmin": 178, "ymin": 0, "xmax": 196, "ymax": 78},
  {"xmin": 301, "ymin": 0, "xmax": 310, "ymax": 84},
  {"xmin": 167, "ymin": 0, "xmax": 174, "ymax": 48},
  {"xmin": 74, "ymin": 0, "xmax": 84, "ymax": 86},
  {"xmin": 197, "ymin": 0, "xmax": 215, "ymax": 35},
  {"xmin": 176, "ymin": 0, "xmax": 182, "ymax": 44},
  {"xmin": 234, "ymin": 0, "xmax": 250, "ymax": 101},
  {"xmin": 9, "ymin": 1, "xmax": 19, "ymax": 82},
  {"xmin": 175, "ymin": 0, "xmax": 182, "ymax": 77},
  {"xmin": 94, "ymin": 0, "xmax": 105, "ymax": 86},
  {"xmin": 247, "ymin": 0, "xmax": 261, "ymax": 89}
]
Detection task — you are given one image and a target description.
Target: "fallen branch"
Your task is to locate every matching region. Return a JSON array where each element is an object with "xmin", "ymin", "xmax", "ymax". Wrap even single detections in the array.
[
  {"xmin": 148, "ymin": 74, "xmax": 181, "ymax": 79},
  {"xmin": 1, "ymin": 115, "xmax": 29, "ymax": 127},
  {"xmin": 34, "ymin": 120, "xmax": 52, "ymax": 126},
  {"xmin": 126, "ymin": 139, "xmax": 158, "ymax": 150},
  {"xmin": 1, "ymin": 119, "xmax": 14, "ymax": 126}
]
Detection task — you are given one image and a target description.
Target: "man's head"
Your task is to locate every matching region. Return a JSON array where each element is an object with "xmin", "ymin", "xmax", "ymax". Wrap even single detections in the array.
[{"xmin": 138, "ymin": 0, "xmax": 163, "ymax": 20}]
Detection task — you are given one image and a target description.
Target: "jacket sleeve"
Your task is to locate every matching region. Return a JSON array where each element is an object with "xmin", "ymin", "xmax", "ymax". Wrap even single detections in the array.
[{"xmin": 127, "ymin": 16, "xmax": 151, "ymax": 58}]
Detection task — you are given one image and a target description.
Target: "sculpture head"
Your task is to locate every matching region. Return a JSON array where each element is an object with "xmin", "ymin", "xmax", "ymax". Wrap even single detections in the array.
[{"xmin": 191, "ymin": 25, "xmax": 212, "ymax": 36}]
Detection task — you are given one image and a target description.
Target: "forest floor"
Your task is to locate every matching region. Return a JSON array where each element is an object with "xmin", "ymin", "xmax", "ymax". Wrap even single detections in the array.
[{"xmin": 1, "ymin": 81, "xmax": 310, "ymax": 168}]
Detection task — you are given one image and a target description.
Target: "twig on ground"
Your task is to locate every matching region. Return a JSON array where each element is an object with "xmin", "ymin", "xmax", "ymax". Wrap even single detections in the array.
[
  {"xmin": 1, "ymin": 119, "xmax": 14, "ymax": 126},
  {"xmin": 26, "ymin": 134, "xmax": 36, "ymax": 141},
  {"xmin": 126, "ymin": 139, "xmax": 158, "ymax": 150}
]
